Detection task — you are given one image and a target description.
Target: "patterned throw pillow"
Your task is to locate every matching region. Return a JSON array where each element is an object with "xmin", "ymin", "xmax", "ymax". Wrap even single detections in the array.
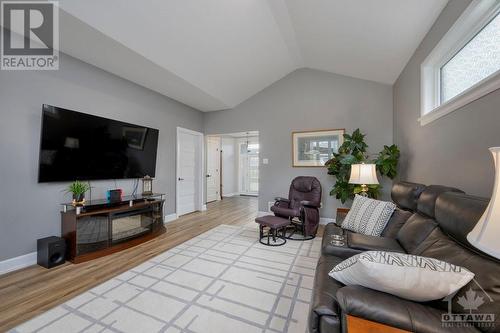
[
  {"xmin": 329, "ymin": 251, "xmax": 474, "ymax": 302},
  {"xmin": 341, "ymin": 195, "xmax": 396, "ymax": 236}
]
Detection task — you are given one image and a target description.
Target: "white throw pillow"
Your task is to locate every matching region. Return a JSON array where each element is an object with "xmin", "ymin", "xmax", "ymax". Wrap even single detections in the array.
[
  {"xmin": 341, "ymin": 195, "xmax": 396, "ymax": 236},
  {"xmin": 329, "ymin": 251, "xmax": 474, "ymax": 302}
]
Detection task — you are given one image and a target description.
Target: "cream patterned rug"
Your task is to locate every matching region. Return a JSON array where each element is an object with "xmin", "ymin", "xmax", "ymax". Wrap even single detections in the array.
[{"xmin": 12, "ymin": 224, "xmax": 322, "ymax": 333}]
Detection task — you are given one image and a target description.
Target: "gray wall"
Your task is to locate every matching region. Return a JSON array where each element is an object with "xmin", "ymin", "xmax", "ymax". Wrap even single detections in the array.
[
  {"xmin": 0, "ymin": 54, "xmax": 203, "ymax": 261},
  {"xmin": 394, "ymin": 0, "xmax": 500, "ymax": 197},
  {"xmin": 204, "ymin": 68, "xmax": 393, "ymax": 218}
]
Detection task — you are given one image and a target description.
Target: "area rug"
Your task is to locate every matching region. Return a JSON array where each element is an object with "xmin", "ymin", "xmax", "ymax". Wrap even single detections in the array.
[{"xmin": 11, "ymin": 224, "xmax": 322, "ymax": 333}]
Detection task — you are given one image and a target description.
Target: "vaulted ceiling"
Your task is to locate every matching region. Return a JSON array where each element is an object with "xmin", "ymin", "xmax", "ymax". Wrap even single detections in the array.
[{"xmin": 57, "ymin": 0, "xmax": 448, "ymax": 111}]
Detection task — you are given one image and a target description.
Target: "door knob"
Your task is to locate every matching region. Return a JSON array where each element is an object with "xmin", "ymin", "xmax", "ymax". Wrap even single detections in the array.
[
  {"xmin": 178, "ymin": 177, "xmax": 184, "ymax": 181},
  {"xmin": 206, "ymin": 174, "xmax": 211, "ymax": 178}
]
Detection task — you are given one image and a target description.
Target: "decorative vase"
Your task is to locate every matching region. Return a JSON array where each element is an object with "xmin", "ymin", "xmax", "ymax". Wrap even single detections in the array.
[{"xmin": 73, "ymin": 193, "xmax": 85, "ymax": 206}]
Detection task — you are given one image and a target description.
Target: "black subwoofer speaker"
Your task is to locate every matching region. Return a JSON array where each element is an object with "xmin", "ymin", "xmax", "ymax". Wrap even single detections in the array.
[{"xmin": 37, "ymin": 236, "xmax": 66, "ymax": 268}]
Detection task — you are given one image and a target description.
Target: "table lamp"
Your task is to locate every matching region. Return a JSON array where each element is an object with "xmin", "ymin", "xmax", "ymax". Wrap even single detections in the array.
[
  {"xmin": 467, "ymin": 147, "xmax": 500, "ymax": 259},
  {"xmin": 349, "ymin": 163, "xmax": 379, "ymax": 197}
]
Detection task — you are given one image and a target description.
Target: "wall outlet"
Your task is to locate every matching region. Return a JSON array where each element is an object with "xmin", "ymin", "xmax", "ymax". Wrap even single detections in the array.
[{"xmin": 262, "ymin": 158, "xmax": 269, "ymax": 165}]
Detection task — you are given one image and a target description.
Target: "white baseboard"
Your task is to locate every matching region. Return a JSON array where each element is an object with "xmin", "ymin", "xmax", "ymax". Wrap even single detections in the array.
[
  {"xmin": 257, "ymin": 211, "xmax": 335, "ymax": 225},
  {"xmin": 201, "ymin": 205, "xmax": 207, "ymax": 211},
  {"xmin": 223, "ymin": 192, "xmax": 240, "ymax": 197},
  {"xmin": 0, "ymin": 251, "xmax": 37, "ymax": 276},
  {"xmin": 320, "ymin": 217, "xmax": 335, "ymax": 225},
  {"xmin": 164, "ymin": 213, "xmax": 178, "ymax": 224}
]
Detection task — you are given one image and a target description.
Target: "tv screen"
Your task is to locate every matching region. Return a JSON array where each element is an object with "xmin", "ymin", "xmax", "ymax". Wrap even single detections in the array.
[{"xmin": 38, "ymin": 104, "xmax": 159, "ymax": 183}]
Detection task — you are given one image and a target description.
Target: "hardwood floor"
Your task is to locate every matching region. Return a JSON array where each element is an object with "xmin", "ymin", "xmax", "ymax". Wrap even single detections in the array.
[{"xmin": 0, "ymin": 196, "xmax": 324, "ymax": 332}]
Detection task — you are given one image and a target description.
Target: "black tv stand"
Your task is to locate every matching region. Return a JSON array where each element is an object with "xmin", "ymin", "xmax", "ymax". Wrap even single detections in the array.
[{"xmin": 61, "ymin": 194, "xmax": 166, "ymax": 263}]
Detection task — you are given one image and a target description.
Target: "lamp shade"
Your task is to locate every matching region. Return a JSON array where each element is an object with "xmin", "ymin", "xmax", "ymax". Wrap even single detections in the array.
[
  {"xmin": 349, "ymin": 164, "xmax": 379, "ymax": 185},
  {"xmin": 467, "ymin": 147, "xmax": 500, "ymax": 259}
]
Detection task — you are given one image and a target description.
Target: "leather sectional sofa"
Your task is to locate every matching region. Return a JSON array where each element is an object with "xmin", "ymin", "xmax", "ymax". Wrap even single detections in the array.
[{"xmin": 309, "ymin": 181, "xmax": 500, "ymax": 333}]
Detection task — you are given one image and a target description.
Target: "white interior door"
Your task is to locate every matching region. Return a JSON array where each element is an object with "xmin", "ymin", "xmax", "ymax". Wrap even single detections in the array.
[
  {"xmin": 206, "ymin": 136, "xmax": 221, "ymax": 202},
  {"xmin": 177, "ymin": 128, "xmax": 202, "ymax": 216}
]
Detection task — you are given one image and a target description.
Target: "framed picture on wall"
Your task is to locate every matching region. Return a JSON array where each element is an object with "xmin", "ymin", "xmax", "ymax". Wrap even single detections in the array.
[{"xmin": 292, "ymin": 129, "xmax": 345, "ymax": 167}]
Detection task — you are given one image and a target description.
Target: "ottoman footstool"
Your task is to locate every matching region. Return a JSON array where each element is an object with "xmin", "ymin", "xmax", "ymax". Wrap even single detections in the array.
[{"xmin": 255, "ymin": 215, "xmax": 291, "ymax": 246}]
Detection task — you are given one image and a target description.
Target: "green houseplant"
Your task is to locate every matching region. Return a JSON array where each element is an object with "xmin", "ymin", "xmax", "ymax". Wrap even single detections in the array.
[
  {"xmin": 66, "ymin": 181, "xmax": 91, "ymax": 205},
  {"xmin": 325, "ymin": 129, "xmax": 400, "ymax": 203}
]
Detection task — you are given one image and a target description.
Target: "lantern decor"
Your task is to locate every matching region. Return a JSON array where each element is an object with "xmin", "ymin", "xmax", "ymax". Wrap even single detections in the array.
[{"xmin": 142, "ymin": 175, "xmax": 153, "ymax": 196}]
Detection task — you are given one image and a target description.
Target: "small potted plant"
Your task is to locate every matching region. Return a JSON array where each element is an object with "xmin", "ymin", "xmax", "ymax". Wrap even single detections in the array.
[{"xmin": 66, "ymin": 181, "xmax": 90, "ymax": 206}]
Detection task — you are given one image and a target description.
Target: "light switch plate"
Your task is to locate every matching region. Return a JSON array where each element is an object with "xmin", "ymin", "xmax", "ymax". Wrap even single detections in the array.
[{"xmin": 262, "ymin": 158, "xmax": 269, "ymax": 164}]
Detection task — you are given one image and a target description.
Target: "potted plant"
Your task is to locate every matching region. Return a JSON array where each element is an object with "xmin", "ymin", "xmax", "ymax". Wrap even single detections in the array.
[
  {"xmin": 325, "ymin": 129, "xmax": 400, "ymax": 203},
  {"xmin": 66, "ymin": 181, "xmax": 91, "ymax": 206}
]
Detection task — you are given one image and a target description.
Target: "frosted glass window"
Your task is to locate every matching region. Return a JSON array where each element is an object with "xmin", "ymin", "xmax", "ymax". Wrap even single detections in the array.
[{"xmin": 440, "ymin": 13, "xmax": 500, "ymax": 103}]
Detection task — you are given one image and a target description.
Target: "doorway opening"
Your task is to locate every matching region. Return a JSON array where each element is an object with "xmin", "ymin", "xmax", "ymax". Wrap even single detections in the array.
[
  {"xmin": 238, "ymin": 135, "xmax": 259, "ymax": 196},
  {"xmin": 205, "ymin": 131, "xmax": 259, "ymax": 203}
]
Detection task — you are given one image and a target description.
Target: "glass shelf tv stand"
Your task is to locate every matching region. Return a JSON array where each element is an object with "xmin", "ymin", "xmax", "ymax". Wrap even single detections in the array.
[{"xmin": 61, "ymin": 193, "xmax": 166, "ymax": 263}]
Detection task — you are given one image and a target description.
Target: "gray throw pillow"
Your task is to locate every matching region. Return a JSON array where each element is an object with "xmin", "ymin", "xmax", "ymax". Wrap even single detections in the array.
[{"xmin": 341, "ymin": 195, "xmax": 396, "ymax": 236}]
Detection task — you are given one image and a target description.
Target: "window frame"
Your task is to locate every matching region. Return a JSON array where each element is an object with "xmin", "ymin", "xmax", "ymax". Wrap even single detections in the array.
[{"xmin": 420, "ymin": 0, "xmax": 500, "ymax": 126}]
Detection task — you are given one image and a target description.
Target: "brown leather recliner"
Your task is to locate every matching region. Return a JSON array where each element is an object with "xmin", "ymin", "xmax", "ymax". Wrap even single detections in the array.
[{"xmin": 271, "ymin": 176, "xmax": 322, "ymax": 239}]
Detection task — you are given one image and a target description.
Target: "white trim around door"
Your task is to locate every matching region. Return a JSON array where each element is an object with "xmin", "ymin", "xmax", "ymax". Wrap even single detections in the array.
[{"xmin": 176, "ymin": 127, "xmax": 204, "ymax": 217}]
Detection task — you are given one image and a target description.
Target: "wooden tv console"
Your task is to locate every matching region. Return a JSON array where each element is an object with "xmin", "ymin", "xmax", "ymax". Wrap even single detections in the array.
[{"xmin": 61, "ymin": 194, "xmax": 166, "ymax": 263}]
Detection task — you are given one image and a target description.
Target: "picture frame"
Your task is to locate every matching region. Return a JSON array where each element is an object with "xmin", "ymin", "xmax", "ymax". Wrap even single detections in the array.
[
  {"xmin": 122, "ymin": 127, "xmax": 148, "ymax": 150},
  {"xmin": 292, "ymin": 129, "xmax": 345, "ymax": 167}
]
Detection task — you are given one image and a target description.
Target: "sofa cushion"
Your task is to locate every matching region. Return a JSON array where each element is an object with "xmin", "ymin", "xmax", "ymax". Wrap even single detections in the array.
[
  {"xmin": 391, "ymin": 181, "xmax": 426, "ymax": 211},
  {"xmin": 309, "ymin": 255, "xmax": 344, "ymax": 333},
  {"xmin": 415, "ymin": 228, "xmax": 500, "ymax": 332},
  {"xmin": 417, "ymin": 185, "xmax": 464, "ymax": 218},
  {"xmin": 397, "ymin": 213, "xmax": 438, "ymax": 253},
  {"xmin": 381, "ymin": 208, "xmax": 413, "ymax": 238},
  {"xmin": 341, "ymin": 195, "xmax": 396, "ymax": 236},
  {"xmin": 337, "ymin": 285, "xmax": 480, "ymax": 333},
  {"xmin": 347, "ymin": 233, "xmax": 404, "ymax": 253},
  {"xmin": 435, "ymin": 192, "xmax": 488, "ymax": 250}
]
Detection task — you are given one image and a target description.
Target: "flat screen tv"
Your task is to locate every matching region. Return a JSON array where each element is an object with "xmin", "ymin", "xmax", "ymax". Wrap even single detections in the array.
[{"xmin": 38, "ymin": 104, "xmax": 159, "ymax": 183}]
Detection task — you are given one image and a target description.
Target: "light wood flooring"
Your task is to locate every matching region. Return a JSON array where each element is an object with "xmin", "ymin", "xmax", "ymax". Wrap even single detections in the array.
[{"xmin": 0, "ymin": 196, "xmax": 324, "ymax": 332}]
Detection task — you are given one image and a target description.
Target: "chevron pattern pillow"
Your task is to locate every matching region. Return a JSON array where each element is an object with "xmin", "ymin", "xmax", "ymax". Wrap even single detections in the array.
[
  {"xmin": 341, "ymin": 195, "xmax": 396, "ymax": 236},
  {"xmin": 329, "ymin": 251, "xmax": 474, "ymax": 302}
]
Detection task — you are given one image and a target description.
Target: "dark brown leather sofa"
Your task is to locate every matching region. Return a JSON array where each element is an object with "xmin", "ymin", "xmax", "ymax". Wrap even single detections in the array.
[{"xmin": 309, "ymin": 182, "xmax": 500, "ymax": 333}]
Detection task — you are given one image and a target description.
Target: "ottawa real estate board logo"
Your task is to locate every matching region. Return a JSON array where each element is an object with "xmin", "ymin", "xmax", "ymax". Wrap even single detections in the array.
[
  {"xmin": 1, "ymin": 1, "xmax": 59, "ymax": 70},
  {"xmin": 442, "ymin": 283, "xmax": 495, "ymax": 330}
]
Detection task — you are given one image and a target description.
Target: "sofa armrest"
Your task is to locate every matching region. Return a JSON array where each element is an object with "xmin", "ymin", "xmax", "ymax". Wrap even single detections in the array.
[
  {"xmin": 337, "ymin": 286, "xmax": 479, "ymax": 333},
  {"xmin": 275, "ymin": 197, "xmax": 290, "ymax": 203}
]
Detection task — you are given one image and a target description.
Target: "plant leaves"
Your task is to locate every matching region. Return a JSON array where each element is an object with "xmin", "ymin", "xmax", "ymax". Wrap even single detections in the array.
[{"xmin": 327, "ymin": 129, "xmax": 399, "ymax": 202}]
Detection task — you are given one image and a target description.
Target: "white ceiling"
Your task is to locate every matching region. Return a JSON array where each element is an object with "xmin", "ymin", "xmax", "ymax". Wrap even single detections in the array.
[{"xmin": 56, "ymin": 0, "xmax": 448, "ymax": 111}]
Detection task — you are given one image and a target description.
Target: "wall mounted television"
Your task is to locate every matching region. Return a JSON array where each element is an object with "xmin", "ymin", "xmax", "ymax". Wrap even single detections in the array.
[{"xmin": 38, "ymin": 104, "xmax": 159, "ymax": 183}]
